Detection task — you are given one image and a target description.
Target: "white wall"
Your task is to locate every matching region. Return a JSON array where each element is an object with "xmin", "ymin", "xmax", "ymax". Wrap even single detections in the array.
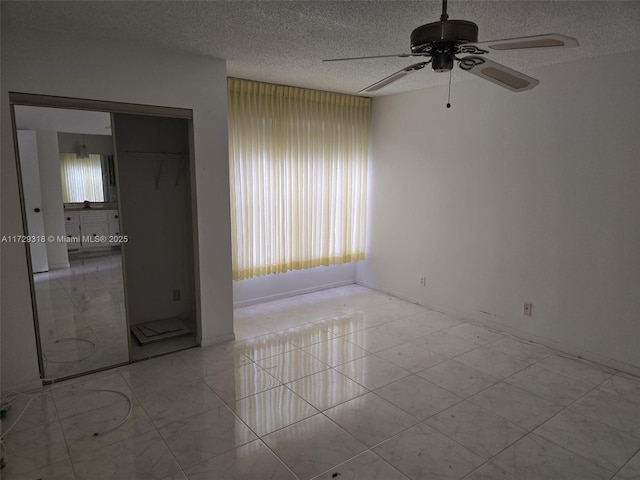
[
  {"xmin": 114, "ymin": 114, "xmax": 196, "ymax": 328},
  {"xmin": 1, "ymin": 28, "xmax": 232, "ymax": 391},
  {"xmin": 359, "ymin": 50, "xmax": 640, "ymax": 373},
  {"xmin": 233, "ymin": 263, "xmax": 356, "ymax": 308},
  {"xmin": 35, "ymin": 130, "xmax": 69, "ymax": 269}
]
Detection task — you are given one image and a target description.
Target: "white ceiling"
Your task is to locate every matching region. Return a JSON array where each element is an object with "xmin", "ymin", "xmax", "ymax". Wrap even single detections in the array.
[{"xmin": 3, "ymin": 1, "xmax": 640, "ymax": 96}]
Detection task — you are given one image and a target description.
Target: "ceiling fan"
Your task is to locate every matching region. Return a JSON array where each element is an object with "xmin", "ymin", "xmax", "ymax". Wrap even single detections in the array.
[{"xmin": 324, "ymin": 0, "xmax": 578, "ymax": 99}]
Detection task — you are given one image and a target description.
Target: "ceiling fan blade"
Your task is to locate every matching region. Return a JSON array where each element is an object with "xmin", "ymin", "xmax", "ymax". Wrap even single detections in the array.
[
  {"xmin": 461, "ymin": 33, "xmax": 578, "ymax": 51},
  {"xmin": 324, "ymin": 53, "xmax": 430, "ymax": 62},
  {"xmin": 359, "ymin": 61, "xmax": 431, "ymax": 93},
  {"xmin": 459, "ymin": 56, "xmax": 539, "ymax": 92}
]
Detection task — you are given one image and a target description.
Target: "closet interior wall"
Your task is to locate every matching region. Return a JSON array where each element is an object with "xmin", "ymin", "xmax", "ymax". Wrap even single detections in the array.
[{"xmin": 113, "ymin": 113, "xmax": 198, "ymax": 360}]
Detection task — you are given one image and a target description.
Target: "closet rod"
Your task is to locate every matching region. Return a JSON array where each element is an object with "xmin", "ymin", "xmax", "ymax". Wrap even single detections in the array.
[{"xmin": 122, "ymin": 152, "xmax": 187, "ymax": 162}]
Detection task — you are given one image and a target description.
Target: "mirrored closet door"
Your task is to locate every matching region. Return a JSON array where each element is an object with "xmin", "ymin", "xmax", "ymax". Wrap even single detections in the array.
[
  {"xmin": 13, "ymin": 105, "xmax": 129, "ymax": 380},
  {"xmin": 12, "ymin": 94, "xmax": 200, "ymax": 382}
]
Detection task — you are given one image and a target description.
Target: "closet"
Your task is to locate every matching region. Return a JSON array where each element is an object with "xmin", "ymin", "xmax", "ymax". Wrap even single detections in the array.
[
  {"xmin": 11, "ymin": 93, "xmax": 200, "ymax": 380},
  {"xmin": 114, "ymin": 113, "xmax": 198, "ymax": 360}
]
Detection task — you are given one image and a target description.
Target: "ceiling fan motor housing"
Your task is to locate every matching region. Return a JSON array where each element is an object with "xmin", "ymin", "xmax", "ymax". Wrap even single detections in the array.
[{"xmin": 411, "ymin": 20, "xmax": 479, "ymax": 71}]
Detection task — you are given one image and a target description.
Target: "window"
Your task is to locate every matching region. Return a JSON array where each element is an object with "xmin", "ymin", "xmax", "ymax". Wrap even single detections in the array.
[
  {"xmin": 59, "ymin": 153, "xmax": 105, "ymax": 203},
  {"xmin": 228, "ymin": 78, "xmax": 370, "ymax": 280}
]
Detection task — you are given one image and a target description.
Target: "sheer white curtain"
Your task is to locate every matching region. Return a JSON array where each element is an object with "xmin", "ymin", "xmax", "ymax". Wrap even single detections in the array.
[
  {"xmin": 228, "ymin": 78, "xmax": 371, "ymax": 281},
  {"xmin": 60, "ymin": 153, "xmax": 104, "ymax": 203}
]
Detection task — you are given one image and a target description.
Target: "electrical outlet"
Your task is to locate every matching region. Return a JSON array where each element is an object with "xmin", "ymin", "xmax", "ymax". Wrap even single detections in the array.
[
  {"xmin": 419, "ymin": 276, "xmax": 426, "ymax": 287},
  {"xmin": 523, "ymin": 302, "xmax": 533, "ymax": 316},
  {"xmin": 173, "ymin": 289, "xmax": 181, "ymax": 301}
]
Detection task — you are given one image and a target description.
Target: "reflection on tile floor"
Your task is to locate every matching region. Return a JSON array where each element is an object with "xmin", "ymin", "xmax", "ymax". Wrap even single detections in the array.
[
  {"xmin": 3, "ymin": 284, "xmax": 640, "ymax": 479},
  {"xmin": 33, "ymin": 252, "xmax": 128, "ymax": 379}
]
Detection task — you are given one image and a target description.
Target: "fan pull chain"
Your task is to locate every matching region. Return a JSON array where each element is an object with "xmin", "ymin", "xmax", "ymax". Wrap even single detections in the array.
[{"xmin": 446, "ymin": 69, "xmax": 452, "ymax": 108}]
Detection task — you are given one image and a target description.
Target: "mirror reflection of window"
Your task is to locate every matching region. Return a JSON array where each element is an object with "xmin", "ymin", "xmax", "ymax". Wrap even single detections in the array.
[{"xmin": 59, "ymin": 153, "xmax": 105, "ymax": 202}]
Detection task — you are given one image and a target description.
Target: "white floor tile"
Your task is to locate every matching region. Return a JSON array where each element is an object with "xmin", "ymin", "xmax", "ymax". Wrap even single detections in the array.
[
  {"xmin": 231, "ymin": 385, "xmax": 318, "ymax": 436},
  {"xmin": 570, "ymin": 389, "xmax": 640, "ymax": 438},
  {"xmin": 535, "ymin": 409, "xmax": 640, "ymax": 471},
  {"xmin": 335, "ymin": 355, "xmax": 411, "ymax": 390},
  {"xmin": 417, "ymin": 359, "xmax": 499, "ymax": 397},
  {"xmin": 287, "ymin": 369, "xmax": 368, "ymax": 411},
  {"xmin": 324, "ymin": 392, "xmax": 419, "ymax": 447},
  {"xmin": 469, "ymin": 381, "xmax": 563, "ymax": 430},
  {"xmin": 444, "ymin": 323, "xmax": 504, "ymax": 345},
  {"xmin": 258, "ymin": 349, "xmax": 329, "ymax": 383},
  {"xmin": 536, "ymin": 354, "xmax": 614, "ymax": 387},
  {"xmin": 303, "ymin": 337, "xmax": 369, "ymax": 367},
  {"xmin": 312, "ymin": 450, "xmax": 410, "ymax": 480},
  {"xmin": 137, "ymin": 379, "xmax": 224, "ymax": 427},
  {"xmin": 9, "ymin": 284, "xmax": 638, "ymax": 480},
  {"xmin": 263, "ymin": 414, "xmax": 367, "ymax": 480},
  {"xmin": 71, "ymin": 430, "xmax": 181, "ymax": 480},
  {"xmin": 484, "ymin": 336, "xmax": 553, "ymax": 364},
  {"xmin": 158, "ymin": 405, "xmax": 257, "ymax": 469},
  {"xmin": 61, "ymin": 400, "xmax": 154, "ymax": 456},
  {"xmin": 455, "ymin": 346, "xmax": 530, "ymax": 379},
  {"xmin": 204, "ymin": 362, "xmax": 281, "ymax": 404},
  {"xmin": 373, "ymin": 422, "xmax": 485, "ymax": 480},
  {"xmin": 506, "ymin": 364, "xmax": 593, "ymax": 406},
  {"xmin": 425, "ymin": 400, "xmax": 527, "ymax": 459},
  {"xmin": 235, "ymin": 333, "xmax": 299, "ymax": 361},
  {"xmin": 463, "ymin": 463, "xmax": 518, "ymax": 480},
  {"xmin": 3, "ymin": 460, "xmax": 77, "ymax": 480},
  {"xmin": 492, "ymin": 434, "xmax": 614, "ymax": 480},
  {"xmin": 375, "ymin": 375, "xmax": 462, "ymax": 420},
  {"xmin": 600, "ymin": 373, "xmax": 640, "ymax": 405},
  {"xmin": 1, "ymin": 420, "xmax": 69, "ymax": 478},
  {"xmin": 184, "ymin": 439, "xmax": 297, "ymax": 480},
  {"xmin": 412, "ymin": 330, "xmax": 483, "ymax": 358},
  {"xmin": 119, "ymin": 354, "xmax": 200, "ymax": 396},
  {"xmin": 376, "ymin": 342, "xmax": 447, "ymax": 373},
  {"xmin": 615, "ymin": 450, "xmax": 640, "ymax": 480},
  {"xmin": 176, "ymin": 342, "xmax": 252, "ymax": 377}
]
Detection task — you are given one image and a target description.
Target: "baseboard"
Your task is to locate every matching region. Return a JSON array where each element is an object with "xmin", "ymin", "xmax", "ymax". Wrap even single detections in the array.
[
  {"xmin": 355, "ymin": 279, "xmax": 422, "ymax": 305},
  {"xmin": 201, "ymin": 332, "xmax": 235, "ymax": 348},
  {"xmin": 233, "ymin": 280, "xmax": 355, "ymax": 309},
  {"xmin": 355, "ymin": 280, "xmax": 640, "ymax": 378}
]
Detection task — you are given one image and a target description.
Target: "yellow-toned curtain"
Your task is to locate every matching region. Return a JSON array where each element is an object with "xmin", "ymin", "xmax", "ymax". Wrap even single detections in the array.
[
  {"xmin": 228, "ymin": 78, "xmax": 371, "ymax": 280},
  {"xmin": 60, "ymin": 153, "xmax": 105, "ymax": 203}
]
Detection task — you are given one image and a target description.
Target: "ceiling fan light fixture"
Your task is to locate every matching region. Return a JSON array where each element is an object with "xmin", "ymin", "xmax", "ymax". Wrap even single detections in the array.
[
  {"xmin": 322, "ymin": 0, "xmax": 577, "ymax": 95},
  {"xmin": 432, "ymin": 52, "xmax": 454, "ymax": 72},
  {"xmin": 410, "ymin": 20, "xmax": 479, "ymax": 53}
]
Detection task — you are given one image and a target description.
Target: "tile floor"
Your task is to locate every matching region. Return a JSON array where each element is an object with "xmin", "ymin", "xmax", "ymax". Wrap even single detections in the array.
[
  {"xmin": 33, "ymin": 251, "xmax": 129, "ymax": 379},
  {"xmin": 32, "ymin": 250, "xmax": 198, "ymax": 378},
  {"xmin": 2, "ymin": 284, "xmax": 640, "ymax": 479}
]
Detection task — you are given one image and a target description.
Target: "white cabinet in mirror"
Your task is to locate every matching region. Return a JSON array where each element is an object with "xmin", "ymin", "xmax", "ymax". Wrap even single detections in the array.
[{"xmin": 65, "ymin": 209, "xmax": 121, "ymax": 249}]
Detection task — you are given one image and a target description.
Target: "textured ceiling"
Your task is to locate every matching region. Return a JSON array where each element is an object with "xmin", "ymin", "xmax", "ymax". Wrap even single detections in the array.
[{"xmin": 3, "ymin": 1, "xmax": 640, "ymax": 96}]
